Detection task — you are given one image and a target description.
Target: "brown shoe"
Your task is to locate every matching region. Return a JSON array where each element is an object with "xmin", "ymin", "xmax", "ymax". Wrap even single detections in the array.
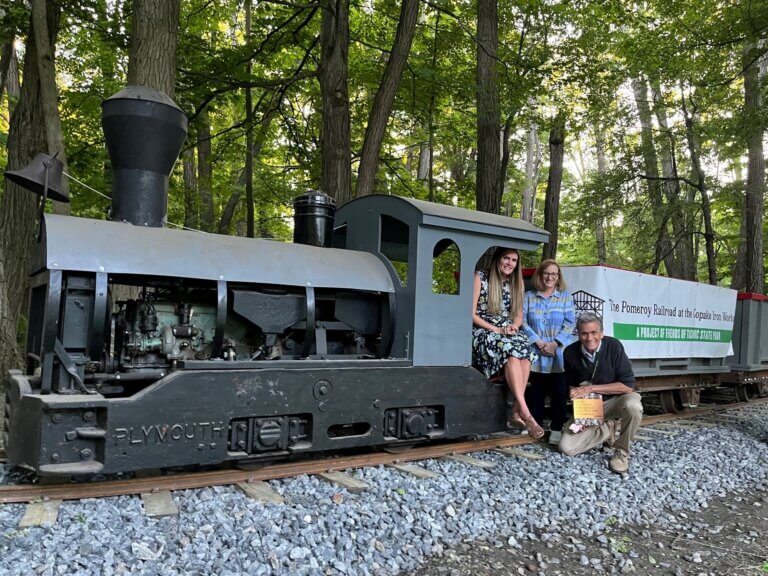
[{"xmin": 609, "ymin": 449, "xmax": 629, "ymax": 474}]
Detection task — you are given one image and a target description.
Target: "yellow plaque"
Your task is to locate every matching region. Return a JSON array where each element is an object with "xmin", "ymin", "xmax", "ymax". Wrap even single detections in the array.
[{"xmin": 573, "ymin": 397, "xmax": 604, "ymax": 421}]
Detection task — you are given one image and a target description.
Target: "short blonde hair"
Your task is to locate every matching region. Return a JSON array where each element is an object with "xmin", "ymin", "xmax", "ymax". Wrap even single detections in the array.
[{"xmin": 532, "ymin": 259, "xmax": 567, "ymax": 292}]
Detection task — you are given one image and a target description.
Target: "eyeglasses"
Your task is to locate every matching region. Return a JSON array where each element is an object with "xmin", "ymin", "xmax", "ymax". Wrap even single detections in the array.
[{"xmin": 542, "ymin": 272, "xmax": 559, "ymax": 278}]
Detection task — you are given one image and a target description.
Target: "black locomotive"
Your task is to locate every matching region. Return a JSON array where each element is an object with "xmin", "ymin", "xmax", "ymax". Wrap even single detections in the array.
[{"xmin": 3, "ymin": 87, "xmax": 549, "ymax": 475}]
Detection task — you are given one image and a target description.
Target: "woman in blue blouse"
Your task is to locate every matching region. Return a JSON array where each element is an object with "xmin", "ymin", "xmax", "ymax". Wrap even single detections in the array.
[{"xmin": 522, "ymin": 260, "xmax": 577, "ymax": 445}]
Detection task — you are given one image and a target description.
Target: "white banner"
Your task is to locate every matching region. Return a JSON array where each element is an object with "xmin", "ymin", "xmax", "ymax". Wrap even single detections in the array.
[{"xmin": 562, "ymin": 266, "xmax": 737, "ymax": 359}]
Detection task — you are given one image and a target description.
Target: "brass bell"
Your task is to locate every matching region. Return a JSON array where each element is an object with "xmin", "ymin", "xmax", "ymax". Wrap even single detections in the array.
[{"xmin": 4, "ymin": 153, "xmax": 69, "ymax": 203}]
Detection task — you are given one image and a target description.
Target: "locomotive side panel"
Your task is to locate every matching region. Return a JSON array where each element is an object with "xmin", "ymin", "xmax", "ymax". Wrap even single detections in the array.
[{"xmin": 7, "ymin": 365, "xmax": 505, "ymax": 475}]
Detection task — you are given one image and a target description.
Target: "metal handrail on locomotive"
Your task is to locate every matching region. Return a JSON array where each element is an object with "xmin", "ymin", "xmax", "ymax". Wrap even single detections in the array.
[{"xmin": 3, "ymin": 86, "xmax": 549, "ymax": 476}]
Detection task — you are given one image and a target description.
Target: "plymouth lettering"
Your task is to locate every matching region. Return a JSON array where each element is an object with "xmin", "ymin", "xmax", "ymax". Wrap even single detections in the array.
[{"xmin": 113, "ymin": 421, "xmax": 226, "ymax": 447}]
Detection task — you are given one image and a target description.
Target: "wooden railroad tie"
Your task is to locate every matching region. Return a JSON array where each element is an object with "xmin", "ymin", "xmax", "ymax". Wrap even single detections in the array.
[
  {"xmin": 676, "ymin": 419, "xmax": 717, "ymax": 428},
  {"xmin": 386, "ymin": 463, "xmax": 438, "ymax": 479},
  {"xmin": 492, "ymin": 447, "xmax": 546, "ymax": 461},
  {"xmin": 18, "ymin": 500, "xmax": 62, "ymax": 528},
  {"xmin": 697, "ymin": 415, "xmax": 744, "ymax": 423},
  {"xmin": 237, "ymin": 481, "xmax": 285, "ymax": 504},
  {"xmin": 140, "ymin": 491, "xmax": 179, "ymax": 518},
  {"xmin": 442, "ymin": 454, "xmax": 496, "ymax": 469},
  {"xmin": 638, "ymin": 427, "xmax": 677, "ymax": 436},
  {"xmin": 317, "ymin": 471, "xmax": 368, "ymax": 494},
  {"xmin": 632, "ymin": 435, "xmax": 655, "ymax": 442},
  {"xmin": 654, "ymin": 422, "xmax": 707, "ymax": 431}
]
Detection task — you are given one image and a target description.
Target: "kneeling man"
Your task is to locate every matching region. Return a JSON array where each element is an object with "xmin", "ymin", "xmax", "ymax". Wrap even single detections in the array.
[{"xmin": 559, "ymin": 313, "xmax": 643, "ymax": 474}]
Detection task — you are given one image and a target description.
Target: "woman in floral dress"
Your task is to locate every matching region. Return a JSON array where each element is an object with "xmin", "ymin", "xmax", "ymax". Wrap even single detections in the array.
[{"xmin": 472, "ymin": 248, "xmax": 543, "ymax": 438}]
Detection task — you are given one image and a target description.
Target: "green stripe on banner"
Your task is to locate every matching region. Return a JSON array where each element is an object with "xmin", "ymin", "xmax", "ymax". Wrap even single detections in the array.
[{"xmin": 613, "ymin": 323, "xmax": 732, "ymax": 343}]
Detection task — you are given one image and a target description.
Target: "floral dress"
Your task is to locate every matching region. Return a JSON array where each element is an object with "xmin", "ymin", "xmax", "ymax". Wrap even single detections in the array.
[{"xmin": 472, "ymin": 269, "xmax": 539, "ymax": 377}]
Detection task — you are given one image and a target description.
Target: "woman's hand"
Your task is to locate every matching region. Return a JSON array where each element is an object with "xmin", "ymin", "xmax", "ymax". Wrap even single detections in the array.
[
  {"xmin": 536, "ymin": 340, "xmax": 557, "ymax": 356},
  {"xmin": 498, "ymin": 325, "xmax": 518, "ymax": 336}
]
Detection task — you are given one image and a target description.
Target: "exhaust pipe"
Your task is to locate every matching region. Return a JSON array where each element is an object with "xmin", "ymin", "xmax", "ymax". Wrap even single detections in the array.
[{"xmin": 102, "ymin": 86, "xmax": 188, "ymax": 227}]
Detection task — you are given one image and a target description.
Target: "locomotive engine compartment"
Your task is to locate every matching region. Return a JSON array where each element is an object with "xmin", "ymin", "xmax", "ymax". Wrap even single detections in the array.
[{"xmin": 113, "ymin": 286, "xmax": 384, "ymax": 370}]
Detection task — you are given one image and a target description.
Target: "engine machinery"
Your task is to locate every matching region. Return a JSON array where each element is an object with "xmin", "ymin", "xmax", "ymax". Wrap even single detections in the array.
[{"xmin": 3, "ymin": 86, "xmax": 550, "ymax": 475}]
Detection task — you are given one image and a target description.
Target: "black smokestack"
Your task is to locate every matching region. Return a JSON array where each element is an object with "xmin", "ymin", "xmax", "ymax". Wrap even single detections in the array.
[
  {"xmin": 293, "ymin": 191, "xmax": 336, "ymax": 247},
  {"xmin": 102, "ymin": 86, "xmax": 188, "ymax": 227}
]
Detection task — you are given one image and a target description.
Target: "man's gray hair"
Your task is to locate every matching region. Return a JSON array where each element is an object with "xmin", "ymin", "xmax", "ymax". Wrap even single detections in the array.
[{"xmin": 576, "ymin": 312, "xmax": 603, "ymax": 332}]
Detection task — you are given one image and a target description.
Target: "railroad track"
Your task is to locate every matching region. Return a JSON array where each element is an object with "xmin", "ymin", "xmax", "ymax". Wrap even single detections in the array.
[{"xmin": 0, "ymin": 398, "xmax": 766, "ymax": 507}]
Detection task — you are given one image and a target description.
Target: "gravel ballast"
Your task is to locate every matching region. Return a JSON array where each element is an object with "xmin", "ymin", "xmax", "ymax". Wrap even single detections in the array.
[{"xmin": 1, "ymin": 411, "xmax": 767, "ymax": 575}]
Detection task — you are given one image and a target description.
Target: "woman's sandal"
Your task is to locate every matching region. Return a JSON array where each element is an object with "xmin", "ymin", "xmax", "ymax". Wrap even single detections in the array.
[{"xmin": 520, "ymin": 414, "xmax": 545, "ymax": 439}]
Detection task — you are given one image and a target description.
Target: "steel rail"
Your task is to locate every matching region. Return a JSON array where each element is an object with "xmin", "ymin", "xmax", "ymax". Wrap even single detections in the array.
[{"xmin": 0, "ymin": 397, "xmax": 766, "ymax": 505}]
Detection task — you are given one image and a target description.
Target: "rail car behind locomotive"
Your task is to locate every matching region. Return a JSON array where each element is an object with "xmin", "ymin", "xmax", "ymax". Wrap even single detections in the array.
[{"xmin": 3, "ymin": 86, "xmax": 549, "ymax": 475}]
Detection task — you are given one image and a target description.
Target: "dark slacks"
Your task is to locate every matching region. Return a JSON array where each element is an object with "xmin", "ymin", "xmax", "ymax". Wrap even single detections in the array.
[{"xmin": 526, "ymin": 371, "xmax": 569, "ymax": 432}]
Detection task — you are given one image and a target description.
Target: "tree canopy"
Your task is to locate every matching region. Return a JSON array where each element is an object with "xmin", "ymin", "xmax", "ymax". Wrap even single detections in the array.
[{"xmin": 1, "ymin": 0, "xmax": 766, "ymax": 291}]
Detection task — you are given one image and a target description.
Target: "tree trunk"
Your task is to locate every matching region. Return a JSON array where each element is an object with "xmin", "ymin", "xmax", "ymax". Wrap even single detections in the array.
[
  {"xmin": 476, "ymin": 0, "xmax": 500, "ymax": 214},
  {"xmin": 680, "ymin": 84, "xmax": 717, "ymax": 285},
  {"xmin": 0, "ymin": 41, "xmax": 24, "ymax": 381},
  {"xmin": 594, "ymin": 123, "xmax": 608, "ymax": 264},
  {"xmin": 30, "ymin": 0, "xmax": 70, "ymax": 213},
  {"xmin": 652, "ymin": 82, "xmax": 694, "ymax": 280},
  {"xmin": 417, "ymin": 142, "xmax": 429, "ymax": 181},
  {"xmin": 183, "ymin": 146, "xmax": 198, "ymax": 230},
  {"xmin": 731, "ymin": 161, "xmax": 746, "ymax": 289},
  {"xmin": 742, "ymin": 38, "xmax": 765, "ymax": 294},
  {"xmin": 245, "ymin": 0, "xmax": 254, "ymax": 237},
  {"xmin": 238, "ymin": 92, "xmax": 280, "ymax": 237},
  {"xmin": 426, "ymin": 12, "xmax": 440, "ymax": 202},
  {"xmin": 0, "ymin": 41, "xmax": 11, "ymax": 100},
  {"xmin": 197, "ymin": 110, "xmax": 215, "ymax": 232},
  {"xmin": 542, "ymin": 113, "xmax": 565, "ymax": 261},
  {"xmin": 0, "ymin": 4, "xmax": 61, "ymax": 377},
  {"xmin": 0, "ymin": 248, "xmax": 23, "ymax": 384},
  {"xmin": 127, "ymin": 0, "xmax": 181, "ymax": 98},
  {"xmin": 500, "ymin": 115, "xmax": 513, "ymax": 214},
  {"xmin": 218, "ymin": 192, "xmax": 242, "ymax": 235},
  {"xmin": 1, "ymin": 41, "xmax": 21, "ymax": 111},
  {"xmin": 632, "ymin": 77, "xmax": 679, "ymax": 277},
  {"xmin": 356, "ymin": 0, "xmax": 419, "ymax": 197},
  {"xmin": 319, "ymin": 0, "xmax": 352, "ymax": 205},
  {"xmin": 519, "ymin": 121, "xmax": 539, "ymax": 222}
]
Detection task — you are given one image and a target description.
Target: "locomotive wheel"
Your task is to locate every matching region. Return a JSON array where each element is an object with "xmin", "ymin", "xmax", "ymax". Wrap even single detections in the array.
[
  {"xmin": 678, "ymin": 388, "xmax": 700, "ymax": 408},
  {"xmin": 381, "ymin": 442, "xmax": 419, "ymax": 454},
  {"xmin": 735, "ymin": 384, "xmax": 753, "ymax": 403},
  {"xmin": 659, "ymin": 390, "xmax": 682, "ymax": 414}
]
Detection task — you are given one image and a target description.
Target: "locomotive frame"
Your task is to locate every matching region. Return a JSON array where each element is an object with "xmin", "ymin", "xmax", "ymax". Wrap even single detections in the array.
[{"xmin": 4, "ymin": 196, "xmax": 548, "ymax": 476}]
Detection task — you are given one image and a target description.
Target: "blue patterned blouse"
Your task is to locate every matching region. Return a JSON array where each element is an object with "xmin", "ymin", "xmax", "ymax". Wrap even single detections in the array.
[{"xmin": 522, "ymin": 289, "xmax": 577, "ymax": 374}]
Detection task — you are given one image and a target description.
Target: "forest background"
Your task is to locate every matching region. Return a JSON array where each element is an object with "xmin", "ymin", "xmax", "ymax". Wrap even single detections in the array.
[{"xmin": 0, "ymin": 0, "xmax": 766, "ymax": 375}]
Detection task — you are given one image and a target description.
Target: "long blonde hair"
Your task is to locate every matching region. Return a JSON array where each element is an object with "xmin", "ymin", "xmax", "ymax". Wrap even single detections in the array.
[{"xmin": 487, "ymin": 248, "xmax": 523, "ymax": 318}]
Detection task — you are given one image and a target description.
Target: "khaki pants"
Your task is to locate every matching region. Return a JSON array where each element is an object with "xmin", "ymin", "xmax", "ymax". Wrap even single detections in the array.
[{"xmin": 559, "ymin": 392, "xmax": 643, "ymax": 456}]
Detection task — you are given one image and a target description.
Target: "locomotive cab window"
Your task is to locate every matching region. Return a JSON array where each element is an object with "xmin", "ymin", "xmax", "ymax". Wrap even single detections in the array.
[
  {"xmin": 432, "ymin": 239, "xmax": 461, "ymax": 295},
  {"xmin": 379, "ymin": 214, "xmax": 410, "ymax": 287},
  {"xmin": 332, "ymin": 224, "xmax": 347, "ymax": 249}
]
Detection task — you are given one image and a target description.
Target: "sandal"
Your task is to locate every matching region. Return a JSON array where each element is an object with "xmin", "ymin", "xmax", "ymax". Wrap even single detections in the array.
[{"xmin": 521, "ymin": 414, "xmax": 545, "ymax": 439}]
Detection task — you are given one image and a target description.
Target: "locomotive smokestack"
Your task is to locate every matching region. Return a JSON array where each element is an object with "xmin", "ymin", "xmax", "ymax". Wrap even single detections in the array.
[
  {"xmin": 102, "ymin": 86, "xmax": 188, "ymax": 227},
  {"xmin": 293, "ymin": 191, "xmax": 336, "ymax": 247}
]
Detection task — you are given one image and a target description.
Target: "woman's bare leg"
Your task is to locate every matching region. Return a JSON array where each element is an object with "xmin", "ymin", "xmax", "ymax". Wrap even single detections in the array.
[
  {"xmin": 504, "ymin": 358, "xmax": 543, "ymax": 438},
  {"xmin": 521, "ymin": 359, "xmax": 531, "ymax": 392}
]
